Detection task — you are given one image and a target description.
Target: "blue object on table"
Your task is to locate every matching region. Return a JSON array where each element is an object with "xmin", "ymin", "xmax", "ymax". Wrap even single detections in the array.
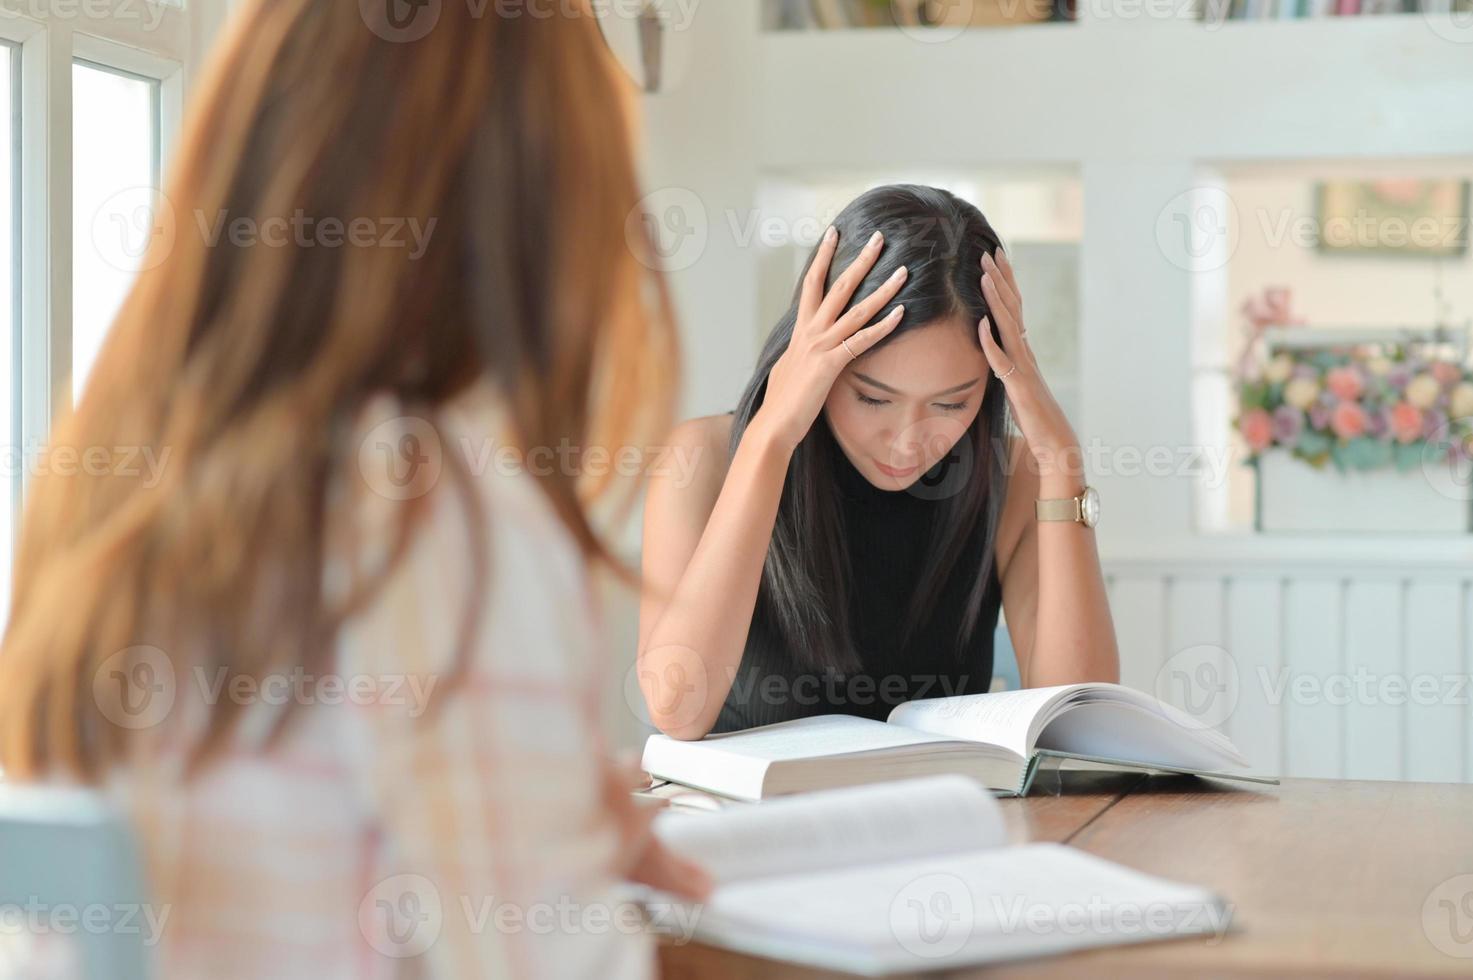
[
  {"xmin": 993, "ymin": 619, "xmax": 1021, "ymax": 691},
  {"xmin": 0, "ymin": 784, "xmax": 151, "ymax": 980}
]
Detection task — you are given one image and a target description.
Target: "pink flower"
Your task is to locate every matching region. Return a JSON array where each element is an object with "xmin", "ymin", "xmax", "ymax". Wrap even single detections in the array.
[
  {"xmin": 1240, "ymin": 407, "xmax": 1273, "ymax": 452},
  {"xmin": 1325, "ymin": 366, "xmax": 1364, "ymax": 402},
  {"xmin": 1431, "ymin": 361, "xmax": 1462, "ymax": 387},
  {"xmin": 1331, "ymin": 402, "xmax": 1367, "ymax": 440},
  {"xmin": 1389, "ymin": 401, "xmax": 1423, "ymax": 444}
]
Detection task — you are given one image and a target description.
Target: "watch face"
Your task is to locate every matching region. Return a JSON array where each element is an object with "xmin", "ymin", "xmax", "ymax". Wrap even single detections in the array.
[{"xmin": 1081, "ymin": 487, "xmax": 1100, "ymax": 527}]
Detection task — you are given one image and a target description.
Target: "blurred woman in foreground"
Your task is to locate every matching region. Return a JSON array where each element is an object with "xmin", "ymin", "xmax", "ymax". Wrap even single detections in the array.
[{"xmin": 0, "ymin": 0, "xmax": 705, "ymax": 975}]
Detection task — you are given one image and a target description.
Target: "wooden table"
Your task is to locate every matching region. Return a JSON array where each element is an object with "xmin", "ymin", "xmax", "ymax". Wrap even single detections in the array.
[{"xmin": 658, "ymin": 773, "xmax": 1473, "ymax": 978}]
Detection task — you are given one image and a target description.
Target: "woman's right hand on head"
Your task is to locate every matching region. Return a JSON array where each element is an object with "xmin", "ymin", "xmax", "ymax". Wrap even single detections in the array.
[{"xmin": 753, "ymin": 227, "xmax": 908, "ymax": 452}]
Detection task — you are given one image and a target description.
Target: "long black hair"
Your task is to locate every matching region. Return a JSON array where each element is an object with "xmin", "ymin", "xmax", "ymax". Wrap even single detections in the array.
[{"xmin": 730, "ymin": 184, "xmax": 1012, "ymax": 674}]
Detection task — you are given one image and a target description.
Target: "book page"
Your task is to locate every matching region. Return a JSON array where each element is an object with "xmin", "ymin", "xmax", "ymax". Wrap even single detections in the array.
[
  {"xmin": 1061, "ymin": 685, "xmax": 1244, "ymax": 761},
  {"xmin": 1036, "ymin": 701, "xmax": 1248, "ymax": 770},
  {"xmin": 642, "ymin": 714, "xmax": 961, "ymax": 799},
  {"xmin": 652, "ymin": 775, "xmax": 1007, "ymax": 885},
  {"xmin": 695, "ymin": 714, "xmax": 959, "ymax": 759},
  {"xmin": 886, "ymin": 685, "xmax": 1088, "ymax": 757},
  {"xmin": 691, "ymin": 842, "xmax": 1230, "ymax": 974}
]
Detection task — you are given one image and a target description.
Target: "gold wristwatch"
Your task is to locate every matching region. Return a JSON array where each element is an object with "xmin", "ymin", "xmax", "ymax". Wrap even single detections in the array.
[{"xmin": 1036, "ymin": 486, "xmax": 1100, "ymax": 528}]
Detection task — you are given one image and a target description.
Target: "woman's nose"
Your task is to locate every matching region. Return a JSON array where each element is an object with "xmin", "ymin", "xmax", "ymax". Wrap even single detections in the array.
[{"xmin": 884, "ymin": 408, "xmax": 931, "ymax": 462}]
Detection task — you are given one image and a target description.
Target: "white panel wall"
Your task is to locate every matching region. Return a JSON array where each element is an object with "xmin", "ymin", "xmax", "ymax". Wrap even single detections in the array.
[{"xmin": 1107, "ymin": 565, "xmax": 1472, "ymax": 783}]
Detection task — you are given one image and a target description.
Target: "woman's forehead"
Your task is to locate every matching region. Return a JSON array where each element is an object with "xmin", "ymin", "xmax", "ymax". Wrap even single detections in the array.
[{"xmin": 848, "ymin": 318, "xmax": 984, "ymax": 391}]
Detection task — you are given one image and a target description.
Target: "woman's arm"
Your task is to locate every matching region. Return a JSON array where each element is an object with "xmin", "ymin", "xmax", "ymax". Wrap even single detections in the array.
[
  {"xmin": 996, "ymin": 436, "xmax": 1121, "ymax": 687},
  {"xmin": 981, "ymin": 249, "xmax": 1120, "ymax": 688},
  {"xmin": 636, "ymin": 413, "xmax": 794, "ymax": 739},
  {"xmin": 638, "ymin": 225, "xmax": 907, "ymax": 739}
]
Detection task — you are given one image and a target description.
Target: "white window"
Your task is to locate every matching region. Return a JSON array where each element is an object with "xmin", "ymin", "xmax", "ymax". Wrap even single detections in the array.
[
  {"xmin": 0, "ymin": 1, "xmax": 229, "ymax": 623},
  {"xmin": 0, "ymin": 41, "xmax": 16, "ymax": 622},
  {"xmin": 73, "ymin": 60, "xmax": 160, "ymax": 399}
]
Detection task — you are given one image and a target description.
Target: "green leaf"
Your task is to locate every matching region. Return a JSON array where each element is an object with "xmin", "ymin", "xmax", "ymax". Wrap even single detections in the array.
[
  {"xmin": 1237, "ymin": 382, "xmax": 1271, "ymax": 412},
  {"xmin": 1342, "ymin": 437, "xmax": 1392, "ymax": 471},
  {"xmin": 1297, "ymin": 430, "xmax": 1332, "ymax": 458},
  {"xmin": 1393, "ymin": 441, "xmax": 1426, "ymax": 473},
  {"xmin": 1328, "ymin": 442, "xmax": 1348, "ymax": 474},
  {"xmin": 1293, "ymin": 445, "xmax": 1331, "ymax": 469}
]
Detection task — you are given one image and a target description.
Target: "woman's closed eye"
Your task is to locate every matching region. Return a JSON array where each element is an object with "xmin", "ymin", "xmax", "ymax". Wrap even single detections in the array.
[{"xmin": 854, "ymin": 390, "xmax": 969, "ymax": 412}]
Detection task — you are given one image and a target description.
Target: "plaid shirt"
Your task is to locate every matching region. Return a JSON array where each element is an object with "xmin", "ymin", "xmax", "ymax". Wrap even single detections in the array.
[{"xmin": 101, "ymin": 384, "xmax": 653, "ymax": 980}]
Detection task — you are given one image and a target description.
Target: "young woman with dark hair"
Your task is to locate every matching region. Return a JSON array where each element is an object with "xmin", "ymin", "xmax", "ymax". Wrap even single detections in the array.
[{"xmin": 639, "ymin": 184, "xmax": 1119, "ymax": 740}]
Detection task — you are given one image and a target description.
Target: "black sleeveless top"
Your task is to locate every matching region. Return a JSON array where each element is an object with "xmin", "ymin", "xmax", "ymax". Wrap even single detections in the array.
[{"xmin": 711, "ymin": 434, "xmax": 1003, "ymax": 733}]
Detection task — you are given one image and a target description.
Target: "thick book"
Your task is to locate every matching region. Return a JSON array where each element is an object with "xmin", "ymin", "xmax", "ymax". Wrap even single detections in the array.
[
  {"xmin": 642, "ymin": 682, "xmax": 1275, "ymax": 801},
  {"xmin": 644, "ymin": 774, "xmax": 1233, "ymax": 974}
]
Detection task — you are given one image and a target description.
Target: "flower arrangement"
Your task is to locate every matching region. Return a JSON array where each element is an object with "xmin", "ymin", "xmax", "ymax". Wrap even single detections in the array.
[{"xmin": 1233, "ymin": 287, "xmax": 1473, "ymax": 473}]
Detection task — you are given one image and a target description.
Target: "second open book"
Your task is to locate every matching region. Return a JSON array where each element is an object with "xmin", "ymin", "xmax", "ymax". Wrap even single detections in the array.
[
  {"xmin": 647, "ymin": 774, "xmax": 1232, "ymax": 974},
  {"xmin": 643, "ymin": 682, "xmax": 1276, "ymax": 800}
]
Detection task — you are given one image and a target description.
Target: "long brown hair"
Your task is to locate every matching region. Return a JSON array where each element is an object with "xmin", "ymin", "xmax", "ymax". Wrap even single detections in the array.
[{"xmin": 0, "ymin": 0, "xmax": 677, "ymax": 779}]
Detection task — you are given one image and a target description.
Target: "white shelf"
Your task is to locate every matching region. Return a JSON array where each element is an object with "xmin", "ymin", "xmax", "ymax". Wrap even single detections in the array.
[
  {"xmin": 756, "ymin": 19, "xmax": 1473, "ymax": 167},
  {"xmin": 1102, "ymin": 532, "xmax": 1473, "ymax": 574}
]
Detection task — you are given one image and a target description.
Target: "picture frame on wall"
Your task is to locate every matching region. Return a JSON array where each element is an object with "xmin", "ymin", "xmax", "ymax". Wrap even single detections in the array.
[{"xmin": 1314, "ymin": 178, "xmax": 1471, "ymax": 258}]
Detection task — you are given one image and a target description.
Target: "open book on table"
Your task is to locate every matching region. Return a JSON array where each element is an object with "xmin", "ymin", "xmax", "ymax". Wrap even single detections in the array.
[
  {"xmin": 644, "ymin": 774, "xmax": 1233, "ymax": 975},
  {"xmin": 642, "ymin": 682, "xmax": 1276, "ymax": 801}
]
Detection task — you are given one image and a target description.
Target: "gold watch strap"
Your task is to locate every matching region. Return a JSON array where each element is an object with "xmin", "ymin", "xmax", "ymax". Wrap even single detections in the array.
[{"xmin": 1035, "ymin": 495, "xmax": 1081, "ymax": 522}]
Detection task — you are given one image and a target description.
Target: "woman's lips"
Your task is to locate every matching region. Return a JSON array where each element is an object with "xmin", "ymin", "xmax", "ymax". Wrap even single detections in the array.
[{"xmin": 874, "ymin": 459, "xmax": 920, "ymax": 478}]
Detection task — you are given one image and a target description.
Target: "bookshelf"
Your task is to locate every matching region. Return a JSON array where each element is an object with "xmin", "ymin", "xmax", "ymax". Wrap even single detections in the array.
[{"xmin": 759, "ymin": 0, "xmax": 1471, "ymax": 27}]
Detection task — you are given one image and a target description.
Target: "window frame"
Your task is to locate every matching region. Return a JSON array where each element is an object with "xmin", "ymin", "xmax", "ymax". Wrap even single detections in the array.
[{"xmin": 0, "ymin": 0, "xmax": 226, "ymax": 535}]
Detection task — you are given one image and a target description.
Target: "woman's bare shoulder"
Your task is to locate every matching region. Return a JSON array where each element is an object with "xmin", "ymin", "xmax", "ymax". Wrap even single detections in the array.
[
  {"xmin": 653, "ymin": 413, "xmax": 737, "ymax": 508},
  {"xmin": 667, "ymin": 413, "xmax": 735, "ymax": 456}
]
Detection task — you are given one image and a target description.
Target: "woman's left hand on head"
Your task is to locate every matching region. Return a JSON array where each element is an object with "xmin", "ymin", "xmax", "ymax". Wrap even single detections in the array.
[{"xmin": 977, "ymin": 249, "xmax": 1082, "ymax": 483}]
